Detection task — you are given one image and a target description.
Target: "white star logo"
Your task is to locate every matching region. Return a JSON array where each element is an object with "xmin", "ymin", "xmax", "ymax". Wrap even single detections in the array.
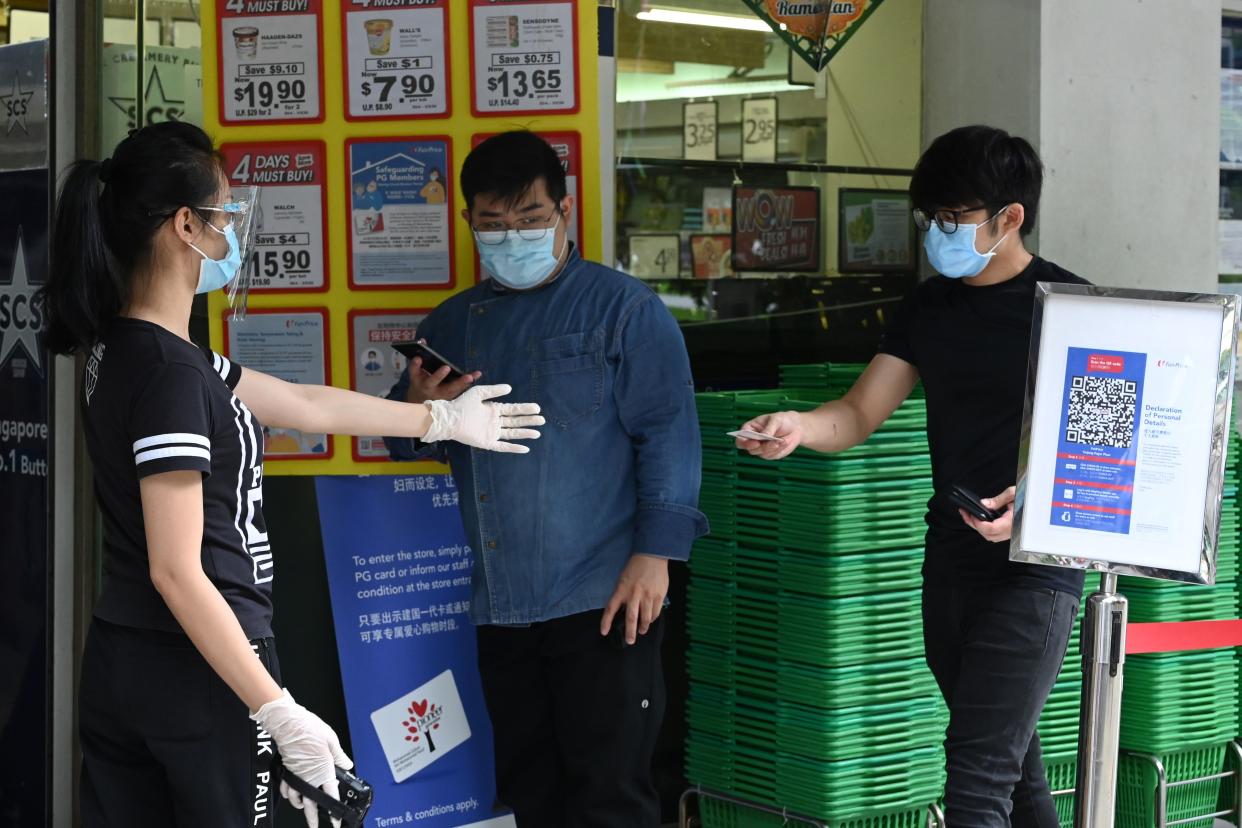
[
  {"xmin": 108, "ymin": 65, "xmax": 185, "ymax": 129},
  {"xmin": 0, "ymin": 71, "xmax": 34, "ymax": 137},
  {"xmin": 0, "ymin": 229, "xmax": 43, "ymax": 375}
]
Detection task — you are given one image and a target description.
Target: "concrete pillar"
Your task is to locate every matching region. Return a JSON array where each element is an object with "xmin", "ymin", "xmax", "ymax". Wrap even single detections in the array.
[{"xmin": 923, "ymin": 0, "xmax": 1220, "ymax": 291}]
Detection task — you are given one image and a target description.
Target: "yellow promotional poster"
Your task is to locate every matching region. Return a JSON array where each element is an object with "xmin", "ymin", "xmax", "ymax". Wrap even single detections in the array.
[{"xmin": 200, "ymin": 0, "xmax": 604, "ymax": 476}]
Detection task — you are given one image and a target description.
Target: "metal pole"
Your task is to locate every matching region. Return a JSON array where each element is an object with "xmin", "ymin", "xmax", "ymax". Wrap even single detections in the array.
[
  {"xmin": 1073, "ymin": 573, "xmax": 1128, "ymax": 828},
  {"xmin": 1231, "ymin": 741, "xmax": 1242, "ymax": 824}
]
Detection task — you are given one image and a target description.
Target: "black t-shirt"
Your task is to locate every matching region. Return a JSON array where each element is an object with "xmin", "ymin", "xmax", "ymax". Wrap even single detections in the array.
[
  {"xmin": 83, "ymin": 318, "xmax": 273, "ymax": 639},
  {"xmin": 879, "ymin": 256, "xmax": 1088, "ymax": 594}
]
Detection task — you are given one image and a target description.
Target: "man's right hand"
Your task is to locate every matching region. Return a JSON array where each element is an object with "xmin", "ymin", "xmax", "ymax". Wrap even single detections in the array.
[
  {"xmin": 404, "ymin": 352, "xmax": 482, "ymax": 403},
  {"xmin": 735, "ymin": 411, "xmax": 804, "ymax": 460}
]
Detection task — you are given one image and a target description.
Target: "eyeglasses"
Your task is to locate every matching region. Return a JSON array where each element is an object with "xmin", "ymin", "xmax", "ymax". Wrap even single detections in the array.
[
  {"xmin": 197, "ymin": 199, "xmax": 250, "ymax": 216},
  {"xmin": 472, "ymin": 210, "xmax": 561, "ymax": 245},
  {"xmin": 197, "ymin": 197, "xmax": 254, "ymax": 230},
  {"xmin": 149, "ymin": 198, "xmax": 251, "ymax": 223},
  {"xmin": 912, "ymin": 205, "xmax": 1001, "ymax": 234}
]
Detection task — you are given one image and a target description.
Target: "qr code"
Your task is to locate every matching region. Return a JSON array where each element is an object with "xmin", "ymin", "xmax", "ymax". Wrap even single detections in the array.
[{"xmin": 1065, "ymin": 376, "xmax": 1138, "ymax": 449}]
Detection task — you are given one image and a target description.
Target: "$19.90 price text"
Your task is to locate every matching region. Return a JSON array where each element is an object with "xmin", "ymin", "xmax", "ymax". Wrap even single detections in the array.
[{"xmin": 233, "ymin": 78, "xmax": 307, "ymax": 110}]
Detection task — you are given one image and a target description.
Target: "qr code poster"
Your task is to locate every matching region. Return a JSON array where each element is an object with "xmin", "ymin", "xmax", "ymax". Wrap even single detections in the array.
[{"xmin": 1050, "ymin": 348, "xmax": 1147, "ymax": 535}]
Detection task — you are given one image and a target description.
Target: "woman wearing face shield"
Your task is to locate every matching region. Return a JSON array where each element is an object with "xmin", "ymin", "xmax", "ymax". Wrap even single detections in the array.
[{"xmin": 39, "ymin": 122, "xmax": 544, "ymax": 827}]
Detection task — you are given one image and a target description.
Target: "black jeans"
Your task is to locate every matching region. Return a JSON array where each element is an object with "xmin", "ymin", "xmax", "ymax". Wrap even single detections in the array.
[
  {"xmin": 476, "ymin": 610, "xmax": 666, "ymax": 828},
  {"xmin": 79, "ymin": 619, "xmax": 281, "ymax": 828},
  {"xmin": 922, "ymin": 585, "xmax": 1079, "ymax": 828}
]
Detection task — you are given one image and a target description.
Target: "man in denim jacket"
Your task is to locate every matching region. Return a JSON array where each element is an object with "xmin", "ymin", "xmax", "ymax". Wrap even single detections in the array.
[{"xmin": 385, "ymin": 131, "xmax": 707, "ymax": 827}]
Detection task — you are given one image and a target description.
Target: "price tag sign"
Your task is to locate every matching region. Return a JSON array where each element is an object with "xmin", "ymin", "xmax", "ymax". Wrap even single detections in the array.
[
  {"xmin": 683, "ymin": 101, "xmax": 718, "ymax": 161},
  {"xmin": 470, "ymin": 0, "xmax": 578, "ymax": 116},
  {"xmin": 221, "ymin": 141, "xmax": 328, "ymax": 292},
  {"xmin": 628, "ymin": 235, "xmax": 681, "ymax": 279},
  {"xmin": 348, "ymin": 309, "xmax": 429, "ymax": 461},
  {"xmin": 741, "ymin": 97, "xmax": 778, "ymax": 163},
  {"xmin": 343, "ymin": 0, "xmax": 450, "ymax": 120},
  {"xmin": 218, "ymin": 0, "xmax": 323, "ymax": 123}
]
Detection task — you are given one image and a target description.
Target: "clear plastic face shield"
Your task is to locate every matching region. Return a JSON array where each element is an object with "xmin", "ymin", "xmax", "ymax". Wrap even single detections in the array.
[{"xmin": 195, "ymin": 185, "xmax": 260, "ymax": 319}]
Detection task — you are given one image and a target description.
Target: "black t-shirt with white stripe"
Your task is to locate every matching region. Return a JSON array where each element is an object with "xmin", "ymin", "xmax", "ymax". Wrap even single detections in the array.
[{"xmin": 83, "ymin": 318, "xmax": 273, "ymax": 639}]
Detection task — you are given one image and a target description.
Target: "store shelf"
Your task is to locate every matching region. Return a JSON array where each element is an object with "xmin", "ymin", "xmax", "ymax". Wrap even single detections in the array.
[{"xmin": 616, "ymin": 155, "xmax": 914, "ymax": 178}]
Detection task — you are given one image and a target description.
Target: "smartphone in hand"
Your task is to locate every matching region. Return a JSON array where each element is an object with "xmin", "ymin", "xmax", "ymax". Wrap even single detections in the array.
[
  {"xmin": 392, "ymin": 340, "xmax": 466, "ymax": 382},
  {"xmin": 945, "ymin": 484, "xmax": 1003, "ymax": 522}
]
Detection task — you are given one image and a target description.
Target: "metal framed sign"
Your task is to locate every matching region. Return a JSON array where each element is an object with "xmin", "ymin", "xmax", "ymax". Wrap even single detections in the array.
[{"xmin": 1011, "ymin": 284, "xmax": 1239, "ymax": 584}]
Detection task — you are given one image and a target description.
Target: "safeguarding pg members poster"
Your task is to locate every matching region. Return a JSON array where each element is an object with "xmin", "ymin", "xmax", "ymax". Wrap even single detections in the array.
[
  {"xmin": 347, "ymin": 137, "xmax": 454, "ymax": 289},
  {"xmin": 1049, "ymin": 348, "xmax": 1147, "ymax": 534}
]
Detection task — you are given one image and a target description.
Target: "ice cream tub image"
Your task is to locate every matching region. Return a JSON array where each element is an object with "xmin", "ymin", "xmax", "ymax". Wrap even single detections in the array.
[
  {"xmin": 365, "ymin": 19, "xmax": 394, "ymax": 56},
  {"xmin": 233, "ymin": 26, "xmax": 259, "ymax": 60}
]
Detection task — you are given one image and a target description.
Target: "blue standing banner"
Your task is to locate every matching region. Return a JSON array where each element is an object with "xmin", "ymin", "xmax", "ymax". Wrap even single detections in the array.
[{"xmin": 315, "ymin": 474, "xmax": 513, "ymax": 828}]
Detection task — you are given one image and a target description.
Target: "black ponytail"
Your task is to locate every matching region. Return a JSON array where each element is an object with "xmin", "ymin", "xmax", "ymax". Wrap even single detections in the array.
[
  {"xmin": 40, "ymin": 121, "xmax": 222, "ymax": 354},
  {"xmin": 42, "ymin": 160, "xmax": 120, "ymax": 354}
]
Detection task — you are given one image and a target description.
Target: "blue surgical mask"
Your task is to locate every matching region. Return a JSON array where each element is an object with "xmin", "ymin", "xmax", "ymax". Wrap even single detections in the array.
[
  {"xmin": 475, "ymin": 215, "xmax": 565, "ymax": 291},
  {"xmin": 188, "ymin": 222, "xmax": 243, "ymax": 294},
  {"xmin": 924, "ymin": 209, "xmax": 1011, "ymax": 279}
]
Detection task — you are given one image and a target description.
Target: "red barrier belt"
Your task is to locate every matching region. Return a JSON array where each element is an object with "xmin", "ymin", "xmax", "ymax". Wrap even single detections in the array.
[{"xmin": 1125, "ymin": 620, "xmax": 1242, "ymax": 654}]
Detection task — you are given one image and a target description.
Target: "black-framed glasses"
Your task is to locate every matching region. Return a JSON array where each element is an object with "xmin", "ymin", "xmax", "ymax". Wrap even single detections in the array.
[
  {"xmin": 912, "ymin": 205, "xmax": 994, "ymax": 234},
  {"xmin": 472, "ymin": 209, "xmax": 562, "ymax": 245}
]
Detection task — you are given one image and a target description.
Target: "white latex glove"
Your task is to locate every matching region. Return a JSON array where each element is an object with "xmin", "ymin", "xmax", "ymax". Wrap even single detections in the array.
[
  {"xmin": 280, "ymin": 778, "xmax": 341, "ymax": 828},
  {"xmin": 251, "ymin": 690, "xmax": 352, "ymax": 828},
  {"xmin": 423, "ymin": 383, "xmax": 544, "ymax": 454}
]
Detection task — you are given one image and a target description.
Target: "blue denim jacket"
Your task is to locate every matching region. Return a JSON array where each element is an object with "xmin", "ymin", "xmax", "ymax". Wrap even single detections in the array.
[{"xmin": 385, "ymin": 248, "xmax": 708, "ymax": 625}]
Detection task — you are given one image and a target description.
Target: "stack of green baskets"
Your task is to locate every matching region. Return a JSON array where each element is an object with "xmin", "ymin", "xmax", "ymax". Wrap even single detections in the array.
[
  {"xmin": 688, "ymin": 364, "xmax": 946, "ymax": 827},
  {"xmin": 780, "ymin": 363, "xmax": 928, "ymax": 403}
]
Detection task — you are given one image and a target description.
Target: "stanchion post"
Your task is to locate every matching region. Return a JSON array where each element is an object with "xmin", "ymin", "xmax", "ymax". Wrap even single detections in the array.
[{"xmin": 1073, "ymin": 573, "xmax": 1128, "ymax": 828}]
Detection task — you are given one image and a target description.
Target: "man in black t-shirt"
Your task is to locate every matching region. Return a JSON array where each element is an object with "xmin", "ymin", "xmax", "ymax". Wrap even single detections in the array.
[{"xmin": 738, "ymin": 125, "xmax": 1084, "ymax": 827}]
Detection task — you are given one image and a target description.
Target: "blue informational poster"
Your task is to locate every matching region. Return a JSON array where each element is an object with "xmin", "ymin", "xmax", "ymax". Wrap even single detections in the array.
[
  {"xmin": 0, "ymin": 40, "xmax": 50, "ymax": 825},
  {"xmin": 1049, "ymin": 347, "xmax": 1147, "ymax": 534},
  {"xmin": 316, "ymin": 475, "xmax": 512, "ymax": 828},
  {"xmin": 347, "ymin": 137, "xmax": 453, "ymax": 288},
  {"xmin": 0, "ymin": 165, "xmax": 50, "ymax": 828}
]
